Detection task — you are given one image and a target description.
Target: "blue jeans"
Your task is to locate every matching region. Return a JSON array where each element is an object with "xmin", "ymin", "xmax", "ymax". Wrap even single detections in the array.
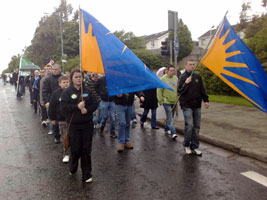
[
  {"xmin": 93, "ymin": 105, "xmax": 102, "ymax": 125},
  {"xmin": 99, "ymin": 101, "xmax": 115, "ymax": 132},
  {"xmin": 116, "ymin": 105, "xmax": 131, "ymax": 145},
  {"xmin": 46, "ymin": 108, "xmax": 53, "ymax": 133},
  {"xmin": 140, "ymin": 108, "xmax": 157, "ymax": 128},
  {"xmin": 130, "ymin": 104, "xmax": 137, "ymax": 120},
  {"xmin": 163, "ymin": 104, "xmax": 176, "ymax": 135},
  {"xmin": 182, "ymin": 107, "xmax": 201, "ymax": 150}
]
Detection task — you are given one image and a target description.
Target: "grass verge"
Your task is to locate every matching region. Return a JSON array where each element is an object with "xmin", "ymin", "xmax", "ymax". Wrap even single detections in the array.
[{"xmin": 209, "ymin": 95, "xmax": 253, "ymax": 107}]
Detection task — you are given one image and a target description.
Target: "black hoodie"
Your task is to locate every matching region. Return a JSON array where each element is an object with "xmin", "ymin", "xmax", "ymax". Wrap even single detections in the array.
[
  {"xmin": 42, "ymin": 74, "xmax": 61, "ymax": 104},
  {"xmin": 60, "ymin": 84, "xmax": 98, "ymax": 125},
  {"xmin": 49, "ymin": 87, "xmax": 65, "ymax": 122},
  {"xmin": 178, "ymin": 71, "xmax": 209, "ymax": 109}
]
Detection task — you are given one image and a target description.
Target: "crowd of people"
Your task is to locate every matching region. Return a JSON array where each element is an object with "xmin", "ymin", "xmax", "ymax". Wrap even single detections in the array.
[{"xmin": 10, "ymin": 59, "xmax": 209, "ymax": 183}]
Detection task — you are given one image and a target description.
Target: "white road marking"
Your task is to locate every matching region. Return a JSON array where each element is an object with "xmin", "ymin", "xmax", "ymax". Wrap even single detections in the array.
[{"xmin": 241, "ymin": 171, "xmax": 267, "ymax": 188}]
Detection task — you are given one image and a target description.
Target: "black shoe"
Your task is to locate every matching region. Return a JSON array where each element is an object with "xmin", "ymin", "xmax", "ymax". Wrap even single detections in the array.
[
  {"xmin": 140, "ymin": 122, "xmax": 144, "ymax": 128},
  {"xmin": 54, "ymin": 138, "xmax": 61, "ymax": 144},
  {"xmin": 110, "ymin": 131, "xmax": 117, "ymax": 138},
  {"xmin": 100, "ymin": 126, "xmax": 104, "ymax": 133},
  {"xmin": 152, "ymin": 126, "xmax": 159, "ymax": 129}
]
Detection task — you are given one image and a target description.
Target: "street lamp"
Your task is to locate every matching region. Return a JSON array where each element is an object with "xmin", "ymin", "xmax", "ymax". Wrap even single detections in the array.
[{"xmin": 59, "ymin": 10, "xmax": 65, "ymax": 73}]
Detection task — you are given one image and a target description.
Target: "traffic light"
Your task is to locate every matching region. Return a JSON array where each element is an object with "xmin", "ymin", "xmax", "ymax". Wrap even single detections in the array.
[{"xmin": 161, "ymin": 39, "xmax": 170, "ymax": 56}]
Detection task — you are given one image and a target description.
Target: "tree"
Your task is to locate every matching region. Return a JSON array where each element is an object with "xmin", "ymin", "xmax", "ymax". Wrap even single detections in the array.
[
  {"xmin": 63, "ymin": 20, "xmax": 79, "ymax": 58},
  {"xmin": 64, "ymin": 55, "xmax": 80, "ymax": 72},
  {"xmin": 237, "ymin": 1, "xmax": 252, "ymax": 31},
  {"xmin": 198, "ymin": 64, "xmax": 237, "ymax": 96},
  {"xmin": 168, "ymin": 19, "xmax": 193, "ymax": 62},
  {"xmin": 132, "ymin": 49, "xmax": 165, "ymax": 69},
  {"xmin": 177, "ymin": 19, "xmax": 193, "ymax": 62},
  {"xmin": 114, "ymin": 30, "xmax": 164, "ymax": 69},
  {"xmin": 246, "ymin": 26, "xmax": 267, "ymax": 69},
  {"xmin": 114, "ymin": 30, "xmax": 146, "ymax": 50},
  {"xmin": 262, "ymin": 0, "xmax": 267, "ymax": 9},
  {"xmin": 24, "ymin": 0, "xmax": 74, "ymax": 67}
]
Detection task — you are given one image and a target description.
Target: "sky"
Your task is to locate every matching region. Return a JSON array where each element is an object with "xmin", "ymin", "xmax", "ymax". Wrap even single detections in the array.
[{"xmin": 0, "ymin": 0, "xmax": 265, "ymax": 73}]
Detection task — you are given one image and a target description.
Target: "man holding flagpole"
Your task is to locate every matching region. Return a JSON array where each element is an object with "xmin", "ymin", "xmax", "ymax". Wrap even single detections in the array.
[{"xmin": 178, "ymin": 60, "xmax": 209, "ymax": 155}]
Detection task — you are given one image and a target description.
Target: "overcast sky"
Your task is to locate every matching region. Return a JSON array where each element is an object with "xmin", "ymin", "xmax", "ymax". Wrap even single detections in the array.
[{"xmin": 0, "ymin": 0, "xmax": 265, "ymax": 73}]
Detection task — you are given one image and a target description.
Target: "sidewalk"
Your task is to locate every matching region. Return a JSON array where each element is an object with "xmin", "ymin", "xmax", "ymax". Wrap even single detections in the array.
[{"xmin": 135, "ymin": 102, "xmax": 267, "ymax": 163}]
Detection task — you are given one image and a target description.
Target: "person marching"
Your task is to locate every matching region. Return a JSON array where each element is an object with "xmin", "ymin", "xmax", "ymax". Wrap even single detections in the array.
[
  {"xmin": 60, "ymin": 68, "xmax": 98, "ymax": 183},
  {"xmin": 49, "ymin": 75, "xmax": 70, "ymax": 162},
  {"xmin": 178, "ymin": 60, "xmax": 209, "ymax": 156},
  {"xmin": 139, "ymin": 88, "xmax": 159, "ymax": 129},
  {"xmin": 113, "ymin": 92, "xmax": 144, "ymax": 152},
  {"xmin": 157, "ymin": 65, "xmax": 178, "ymax": 139}
]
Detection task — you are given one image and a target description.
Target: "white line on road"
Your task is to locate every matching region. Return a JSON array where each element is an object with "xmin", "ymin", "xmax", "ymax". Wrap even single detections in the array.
[{"xmin": 241, "ymin": 171, "xmax": 267, "ymax": 188}]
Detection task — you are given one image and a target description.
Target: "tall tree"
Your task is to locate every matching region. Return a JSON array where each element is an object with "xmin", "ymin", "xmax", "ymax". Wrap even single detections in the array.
[
  {"xmin": 176, "ymin": 19, "xmax": 193, "ymax": 62},
  {"xmin": 24, "ymin": 1, "xmax": 74, "ymax": 67},
  {"xmin": 114, "ymin": 30, "xmax": 146, "ymax": 50},
  {"xmin": 238, "ymin": 1, "xmax": 252, "ymax": 30}
]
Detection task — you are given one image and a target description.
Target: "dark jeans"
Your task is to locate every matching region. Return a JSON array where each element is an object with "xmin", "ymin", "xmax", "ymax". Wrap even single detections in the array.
[
  {"xmin": 53, "ymin": 123, "xmax": 61, "ymax": 140},
  {"xmin": 40, "ymin": 105, "xmax": 48, "ymax": 121},
  {"xmin": 69, "ymin": 123, "xmax": 94, "ymax": 181},
  {"xmin": 140, "ymin": 108, "xmax": 157, "ymax": 128},
  {"xmin": 182, "ymin": 107, "xmax": 201, "ymax": 150},
  {"xmin": 17, "ymin": 84, "xmax": 23, "ymax": 98}
]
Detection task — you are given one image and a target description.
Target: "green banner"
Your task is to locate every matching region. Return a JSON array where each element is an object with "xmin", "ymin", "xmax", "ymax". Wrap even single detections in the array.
[{"xmin": 21, "ymin": 57, "xmax": 34, "ymax": 67}]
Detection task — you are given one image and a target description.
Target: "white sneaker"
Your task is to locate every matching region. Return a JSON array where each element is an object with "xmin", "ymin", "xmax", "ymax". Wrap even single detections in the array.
[
  {"xmin": 193, "ymin": 149, "xmax": 202, "ymax": 156},
  {"xmin": 132, "ymin": 119, "xmax": 137, "ymax": 124},
  {"xmin": 165, "ymin": 130, "xmax": 171, "ymax": 135},
  {"xmin": 62, "ymin": 155, "xmax": 70, "ymax": 163},
  {"xmin": 41, "ymin": 121, "xmax": 47, "ymax": 127},
  {"xmin": 85, "ymin": 177, "xmax": 93, "ymax": 183},
  {"xmin": 185, "ymin": 147, "xmax": 192, "ymax": 155},
  {"xmin": 171, "ymin": 134, "xmax": 177, "ymax": 139},
  {"xmin": 95, "ymin": 123, "xmax": 101, "ymax": 129},
  {"xmin": 48, "ymin": 130, "xmax": 53, "ymax": 135}
]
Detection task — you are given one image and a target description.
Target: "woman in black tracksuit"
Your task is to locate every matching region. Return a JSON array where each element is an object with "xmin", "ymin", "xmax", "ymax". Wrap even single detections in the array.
[{"xmin": 60, "ymin": 68, "xmax": 98, "ymax": 183}]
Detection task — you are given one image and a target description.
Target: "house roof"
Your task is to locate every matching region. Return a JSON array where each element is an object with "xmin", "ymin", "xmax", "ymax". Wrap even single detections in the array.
[
  {"xmin": 142, "ymin": 30, "xmax": 168, "ymax": 41},
  {"xmin": 198, "ymin": 23, "xmax": 242, "ymax": 39},
  {"xmin": 198, "ymin": 29, "xmax": 217, "ymax": 39}
]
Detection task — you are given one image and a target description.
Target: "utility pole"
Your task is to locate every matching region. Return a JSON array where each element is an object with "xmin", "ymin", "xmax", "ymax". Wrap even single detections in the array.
[
  {"xmin": 168, "ymin": 10, "xmax": 179, "ymax": 76},
  {"xmin": 173, "ymin": 12, "xmax": 178, "ymax": 75},
  {"xmin": 59, "ymin": 10, "xmax": 65, "ymax": 73}
]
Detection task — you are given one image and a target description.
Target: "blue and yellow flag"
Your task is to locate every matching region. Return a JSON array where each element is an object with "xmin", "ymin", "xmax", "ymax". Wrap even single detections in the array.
[
  {"xmin": 201, "ymin": 16, "xmax": 267, "ymax": 113},
  {"xmin": 80, "ymin": 8, "xmax": 172, "ymax": 96}
]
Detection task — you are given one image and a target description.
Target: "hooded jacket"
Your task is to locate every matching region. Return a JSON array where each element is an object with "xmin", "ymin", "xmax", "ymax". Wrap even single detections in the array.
[
  {"xmin": 60, "ymin": 84, "xmax": 98, "ymax": 125},
  {"xmin": 42, "ymin": 74, "xmax": 61, "ymax": 104},
  {"xmin": 178, "ymin": 71, "xmax": 209, "ymax": 109}
]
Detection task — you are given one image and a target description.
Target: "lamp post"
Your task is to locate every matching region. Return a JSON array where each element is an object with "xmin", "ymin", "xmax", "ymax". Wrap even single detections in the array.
[{"xmin": 59, "ymin": 10, "xmax": 65, "ymax": 73}]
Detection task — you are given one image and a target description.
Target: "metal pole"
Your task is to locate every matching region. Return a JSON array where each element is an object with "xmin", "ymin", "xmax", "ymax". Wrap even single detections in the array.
[
  {"xmin": 174, "ymin": 12, "xmax": 178, "ymax": 76},
  {"xmin": 59, "ymin": 11, "xmax": 64, "ymax": 73},
  {"xmin": 169, "ymin": 38, "xmax": 173, "ymax": 65}
]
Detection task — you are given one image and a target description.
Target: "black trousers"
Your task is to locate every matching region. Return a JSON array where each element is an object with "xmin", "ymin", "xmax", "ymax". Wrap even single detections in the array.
[
  {"xmin": 69, "ymin": 123, "xmax": 93, "ymax": 181},
  {"xmin": 40, "ymin": 105, "xmax": 48, "ymax": 121}
]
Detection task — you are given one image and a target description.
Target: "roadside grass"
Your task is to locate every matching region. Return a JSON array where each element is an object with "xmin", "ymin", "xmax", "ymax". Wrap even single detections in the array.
[{"xmin": 209, "ymin": 95, "xmax": 253, "ymax": 107}]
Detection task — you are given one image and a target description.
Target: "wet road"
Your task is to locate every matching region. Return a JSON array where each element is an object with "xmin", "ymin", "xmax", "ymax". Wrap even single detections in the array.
[{"xmin": 0, "ymin": 84, "xmax": 267, "ymax": 200}]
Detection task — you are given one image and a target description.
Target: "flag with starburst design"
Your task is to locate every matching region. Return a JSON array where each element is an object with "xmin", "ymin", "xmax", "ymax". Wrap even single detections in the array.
[
  {"xmin": 201, "ymin": 16, "xmax": 267, "ymax": 113},
  {"xmin": 79, "ymin": 8, "xmax": 172, "ymax": 96}
]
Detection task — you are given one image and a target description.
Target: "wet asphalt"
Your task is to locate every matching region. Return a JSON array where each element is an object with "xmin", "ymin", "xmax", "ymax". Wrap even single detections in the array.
[{"xmin": 0, "ymin": 84, "xmax": 267, "ymax": 200}]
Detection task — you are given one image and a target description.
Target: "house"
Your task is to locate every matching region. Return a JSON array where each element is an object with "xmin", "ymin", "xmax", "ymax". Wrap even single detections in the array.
[
  {"xmin": 198, "ymin": 29, "xmax": 217, "ymax": 49},
  {"xmin": 142, "ymin": 30, "xmax": 168, "ymax": 54},
  {"xmin": 198, "ymin": 26, "xmax": 245, "ymax": 49},
  {"xmin": 142, "ymin": 30, "xmax": 204, "ymax": 67}
]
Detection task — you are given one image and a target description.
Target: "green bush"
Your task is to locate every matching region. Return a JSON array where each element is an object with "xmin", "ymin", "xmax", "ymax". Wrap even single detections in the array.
[{"xmin": 198, "ymin": 64, "xmax": 237, "ymax": 96}]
